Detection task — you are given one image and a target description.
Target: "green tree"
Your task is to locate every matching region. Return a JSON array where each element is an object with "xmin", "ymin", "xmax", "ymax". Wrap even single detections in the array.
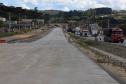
[
  {"xmin": 72, "ymin": 16, "xmax": 80, "ymax": 21},
  {"xmin": 2, "ymin": 24, "xmax": 7, "ymax": 27},
  {"xmin": 98, "ymin": 21, "xmax": 108, "ymax": 28},
  {"xmin": 44, "ymin": 14, "xmax": 50, "ymax": 24},
  {"xmin": 0, "ymin": 21, "xmax": 3, "ymax": 28},
  {"xmin": 34, "ymin": 7, "xmax": 38, "ymax": 13},
  {"xmin": 119, "ymin": 24, "xmax": 126, "ymax": 36}
]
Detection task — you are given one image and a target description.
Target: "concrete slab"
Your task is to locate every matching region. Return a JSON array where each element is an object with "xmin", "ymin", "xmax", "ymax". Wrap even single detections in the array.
[{"xmin": 0, "ymin": 27, "xmax": 119, "ymax": 84}]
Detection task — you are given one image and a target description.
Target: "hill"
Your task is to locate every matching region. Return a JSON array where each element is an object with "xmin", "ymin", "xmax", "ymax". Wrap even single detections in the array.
[
  {"xmin": 39, "ymin": 10, "xmax": 62, "ymax": 15},
  {"xmin": 0, "ymin": 5, "xmax": 43, "ymax": 21}
]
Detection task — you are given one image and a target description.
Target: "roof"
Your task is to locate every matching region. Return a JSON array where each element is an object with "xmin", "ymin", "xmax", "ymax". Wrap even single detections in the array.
[{"xmin": 112, "ymin": 28, "xmax": 123, "ymax": 31}]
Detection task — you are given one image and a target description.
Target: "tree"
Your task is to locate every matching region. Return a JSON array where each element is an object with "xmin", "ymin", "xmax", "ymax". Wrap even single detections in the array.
[
  {"xmin": 119, "ymin": 24, "xmax": 126, "ymax": 36},
  {"xmin": 34, "ymin": 7, "xmax": 38, "ymax": 13},
  {"xmin": 44, "ymin": 14, "xmax": 50, "ymax": 24},
  {"xmin": 2, "ymin": 24, "xmax": 7, "ymax": 27},
  {"xmin": 0, "ymin": 21, "xmax": 3, "ymax": 28},
  {"xmin": 72, "ymin": 16, "xmax": 80, "ymax": 21},
  {"xmin": 98, "ymin": 21, "xmax": 108, "ymax": 28}
]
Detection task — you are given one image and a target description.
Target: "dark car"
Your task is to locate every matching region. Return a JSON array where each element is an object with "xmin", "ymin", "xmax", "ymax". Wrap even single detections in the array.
[{"xmin": 67, "ymin": 27, "xmax": 72, "ymax": 32}]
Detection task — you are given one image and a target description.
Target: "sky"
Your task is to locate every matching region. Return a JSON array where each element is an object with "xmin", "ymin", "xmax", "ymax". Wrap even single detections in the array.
[{"xmin": 1, "ymin": 0, "xmax": 126, "ymax": 11}]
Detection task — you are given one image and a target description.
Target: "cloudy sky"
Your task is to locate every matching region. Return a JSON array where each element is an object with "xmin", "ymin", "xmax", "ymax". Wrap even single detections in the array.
[{"xmin": 1, "ymin": 0, "xmax": 126, "ymax": 11}]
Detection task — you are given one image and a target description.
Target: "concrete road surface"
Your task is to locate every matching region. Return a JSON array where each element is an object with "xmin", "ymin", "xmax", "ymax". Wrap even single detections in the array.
[{"xmin": 0, "ymin": 27, "xmax": 119, "ymax": 84}]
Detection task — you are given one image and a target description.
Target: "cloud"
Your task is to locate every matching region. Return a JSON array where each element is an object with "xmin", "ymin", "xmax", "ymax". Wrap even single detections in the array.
[
  {"xmin": 40, "ymin": 0, "xmax": 110, "ymax": 10},
  {"xmin": 11, "ymin": 0, "xmax": 30, "ymax": 9},
  {"xmin": 23, "ymin": 0, "xmax": 39, "ymax": 5},
  {"xmin": 3, "ymin": 2, "xmax": 8, "ymax": 6},
  {"xmin": 20, "ymin": 3, "xmax": 30, "ymax": 9},
  {"xmin": 2, "ymin": 0, "xmax": 126, "ymax": 10},
  {"xmin": 63, "ymin": 7, "xmax": 70, "ymax": 11}
]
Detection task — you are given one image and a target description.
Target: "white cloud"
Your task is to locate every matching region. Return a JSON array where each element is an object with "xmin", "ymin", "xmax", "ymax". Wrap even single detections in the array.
[
  {"xmin": 11, "ymin": 0, "xmax": 30, "ymax": 9},
  {"xmin": 2, "ymin": 0, "xmax": 126, "ymax": 10},
  {"xmin": 3, "ymin": 2, "xmax": 8, "ymax": 6},
  {"xmin": 63, "ymin": 7, "xmax": 70, "ymax": 11},
  {"xmin": 23, "ymin": 0, "xmax": 39, "ymax": 5},
  {"xmin": 20, "ymin": 3, "xmax": 30, "ymax": 9}
]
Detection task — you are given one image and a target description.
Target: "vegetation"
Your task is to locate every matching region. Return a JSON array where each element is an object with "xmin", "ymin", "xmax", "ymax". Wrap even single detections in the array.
[
  {"xmin": 39, "ymin": 10, "xmax": 61, "ymax": 15},
  {"xmin": 0, "ymin": 21, "xmax": 3, "ymax": 28},
  {"xmin": 0, "ymin": 32, "xmax": 18, "ymax": 37},
  {"xmin": 46, "ymin": 8, "xmax": 113, "ymax": 23},
  {"xmin": 119, "ymin": 24, "xmax": 126, "ymax": 36},
  {"xmin": 69, "ymin": 33, "xmax": 126, "ymax": 59},
  {"xmin": 84, "ymin": 40, "xmax": 100, "ymax": 46},
  {"xmin": 95, "ymin": 8, "xmax": 112, "ymax": 15},
  {"xmin": 70, "ymin": 33, "xmax": 100, "ymax": 47},
  {"xmin": 0, "ymin": 5, "xmax": 43, "ymax": 21},
  {"xmin": 1, "ymin": 4, "xmax": 126, "ymax": 36}
]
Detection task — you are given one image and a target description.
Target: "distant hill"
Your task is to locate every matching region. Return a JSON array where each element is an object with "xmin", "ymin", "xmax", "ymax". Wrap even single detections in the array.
[
  {"xmin": 0, "ymin": 5, "xmax": 43, "ymax": 21},
  {"xmin": 39, "ymin": 10, "xmax": 63, "ymax": 15},
  {"xmin": 0, "ymin": 4, "xmax": 113, "ymax": 22},
  {"xmin": 95, "ymin": 7, "xmax": 112, "ymax": 15}
]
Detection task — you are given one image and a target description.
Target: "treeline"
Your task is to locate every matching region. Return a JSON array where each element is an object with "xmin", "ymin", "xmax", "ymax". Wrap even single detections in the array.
[
  {"xmin": 47, "ymin": 8, "xmax": 112, "ymax": 23},
  {"xmin": 95, "ymin": 8, "xmax": 112, "ymax": 15},
  {"xmin": 0, "ymin": 5, "xmax": 43, "ymax": 21},
  {"xmin": 39, "ymin": 10, "xmax": 61, "ymax": 15},
  {"xmin": 0, "ymin": 4, "xmax": 112, "ymax": 23}
]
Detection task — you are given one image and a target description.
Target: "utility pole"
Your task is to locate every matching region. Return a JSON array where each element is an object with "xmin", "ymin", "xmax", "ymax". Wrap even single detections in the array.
[
  {"xmin": 9, "ymin": 12, "xmax": 11, "ymax": 34},
  {"xmin": 34, "ymin": 19, "xmax": 36, "ymax": 30},
  {"xmin": 19, "ymin": 13, "xmax": 20, "ymax": 35},
  {"xmin": 108, "ymin": 19, "xmax": 109, "ymax": 29},
  {"xmin": 35, "ymin": 19, "xmax": 37, "ymax": 29},
  {"xmin": 101, "ymin": 20, "xmax": 102, "ymax": 34},
  {"xmin": 25, "ymin": 15, "xmax": 26, "ymax": 32}
]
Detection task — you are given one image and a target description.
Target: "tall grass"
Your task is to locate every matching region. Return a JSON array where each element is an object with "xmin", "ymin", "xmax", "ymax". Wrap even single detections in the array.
[{"xmin": 0, "ymin": 32, "xmax": 18, "ymax": 38}]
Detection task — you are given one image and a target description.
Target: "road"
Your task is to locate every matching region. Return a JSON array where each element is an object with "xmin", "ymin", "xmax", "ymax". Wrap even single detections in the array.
[{"xmin": 0, "ymin": 27, "xmax": 119, "ymax": 84}]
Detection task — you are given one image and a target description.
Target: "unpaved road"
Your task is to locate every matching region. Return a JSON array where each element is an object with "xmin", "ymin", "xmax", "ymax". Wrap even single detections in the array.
[{"xmin": 0, "ymin": 27, "xmax": 119, "ymax": 84}]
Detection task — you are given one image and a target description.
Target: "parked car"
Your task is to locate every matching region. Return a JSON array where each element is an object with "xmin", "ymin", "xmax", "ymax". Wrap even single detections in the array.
[{"xmin": 67, "ymin": 27, "xmax": 72, "ymax": 32}]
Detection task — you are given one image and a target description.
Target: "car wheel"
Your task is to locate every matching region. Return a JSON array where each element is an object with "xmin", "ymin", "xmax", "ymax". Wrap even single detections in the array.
[{"xmin": 121, "ymin": 41, "xmax": 124, "ymax": 43}]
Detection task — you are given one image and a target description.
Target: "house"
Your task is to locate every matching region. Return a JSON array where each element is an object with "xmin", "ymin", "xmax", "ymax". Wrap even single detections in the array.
[{"xmin": 90, "ymin": 23, "xmax": 101, "ymax": 32}]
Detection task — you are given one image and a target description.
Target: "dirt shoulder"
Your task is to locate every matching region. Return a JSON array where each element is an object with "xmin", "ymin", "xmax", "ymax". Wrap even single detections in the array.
[
  {"xmin": 7, "ymin": 26, "xmax": 53, "ymax": 43},
  {"xmin": 64, "ymin": 31, "xmax": 126, "ymax": 84}
]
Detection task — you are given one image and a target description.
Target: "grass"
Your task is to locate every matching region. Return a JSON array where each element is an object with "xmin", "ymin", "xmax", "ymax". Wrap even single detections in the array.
[
  {"xmin": 84, "ymin": 40, "xmax": 100, "ymax": 46},
  {"xmin": 0, "ymin": 29, "xmax": 33, "ymax": 38},
  {"xmin": 0, "ymin": 32, "xmax": 18, "ymax": 38},
  {"xmin": 76, "ymin": 41, "xmax": 87, "ymax": 48},
  {"xmin": 69, "ymin": 33, "xmax": 100, "ymax": 47},
  {"xmin": 114, "ymin": 16, "xmax": 123, "ymax": 20},
  {"xmin": 69, "ymin": 33, "xmax": 81, "ymax": 40},
  {"xmin": 124, "ymin": 37, "xmax": 126, "ymax": 40},
  {"xmin": 104, "ymin": 45, "xmax": 110, "ymax": 49}
]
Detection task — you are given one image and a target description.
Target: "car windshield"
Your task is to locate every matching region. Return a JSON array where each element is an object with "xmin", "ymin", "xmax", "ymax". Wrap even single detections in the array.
[{"xmin": 113, "ymin": 31, "xmax": 123, "ymax": 34}]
